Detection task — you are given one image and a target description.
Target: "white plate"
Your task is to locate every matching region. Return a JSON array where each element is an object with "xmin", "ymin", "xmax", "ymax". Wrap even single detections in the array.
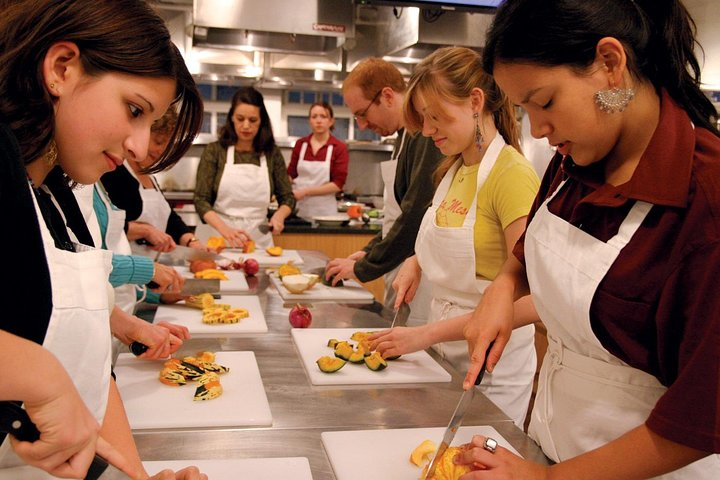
[
  {"xmin": 153, "ymin": 295, "xmax": 267, "ymax": 337},
  {"xmin": 269, "ymin": 272, "xmax": 375, "ymax": 304},
  {"xmin": 292, "ymin": 328, "xmax": 451, "ymax": 386},
  {"xmin": 322, "ymin": 426, "xmax": 520, "ymax": 480},
  {"xmin": 143, "ymin": 458, "xmax": 313, "ymax": 480},
  {"xmin": 114, "ymin": 351, "xmax": 272, "ymax": 429},
  {"xmin": 174, "ymin": 265, "xmax": 249, "ymax": 294},
  {"xmin": 313, "ymin": 215, "xmax": 350, "ymax": 226}
]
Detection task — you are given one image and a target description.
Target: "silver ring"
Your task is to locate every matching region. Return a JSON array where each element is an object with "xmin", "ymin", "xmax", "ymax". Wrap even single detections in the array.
[{"xmin": 483, "ymin": 437, "xmax": 498, "ymax": 454}]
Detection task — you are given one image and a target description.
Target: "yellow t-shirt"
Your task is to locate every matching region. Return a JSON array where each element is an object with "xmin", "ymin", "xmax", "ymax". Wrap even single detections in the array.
[{"xmin": 435, "ymin": 146, "xmax": 540, "ymax": 280}]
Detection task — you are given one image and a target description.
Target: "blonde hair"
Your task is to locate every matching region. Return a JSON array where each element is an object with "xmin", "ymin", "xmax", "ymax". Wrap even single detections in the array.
[{"xmin": 404, "ymin": 46, "xmax": 520, "ymax": 186}]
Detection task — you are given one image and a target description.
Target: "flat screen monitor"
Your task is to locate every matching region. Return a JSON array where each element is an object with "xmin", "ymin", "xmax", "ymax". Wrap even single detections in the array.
[{"xmin": 357, "ymin": 1, "xmax": 503, "ymax": 12}]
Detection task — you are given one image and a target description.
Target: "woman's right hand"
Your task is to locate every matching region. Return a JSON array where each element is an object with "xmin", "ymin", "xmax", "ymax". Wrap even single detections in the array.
[
  {"xmin": 150, "ymin": 263, "xmax": 185, "ymax": 293},
  {"xmin": 139, "ymin": 223, "xmax": 175, "ymax": 253},
  {"xmin": 392, "ymin": 256, "xmax": 421, "ymax": 309},
  {"xmin": 148, "ymin": 466, "xmax": 208, "ymax": 479},
  {"xmin": 218, "ymin": 225, "xmax": 250, "ymax": 249}
]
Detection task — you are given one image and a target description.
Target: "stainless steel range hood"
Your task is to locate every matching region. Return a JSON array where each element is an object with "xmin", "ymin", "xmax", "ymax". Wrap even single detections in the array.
[{"xmin": 193, "ymin": 0, "xmax": 354, "ymax": 55}]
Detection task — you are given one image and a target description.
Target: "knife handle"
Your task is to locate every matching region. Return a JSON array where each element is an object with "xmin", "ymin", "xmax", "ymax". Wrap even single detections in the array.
[
  {"xmin": 146, "ymin": 281, "xmax": 159, "ymax": 289},
  {"xmin": 130, "ymin": 342, "xmax": 149, "ymax": 356},
  {"xmin": 0, "ymin": 401, "xmax": 40, "ymax": 442},
  {"xmin": 475, "ymin": 340, "xmax": 495, "ymax": 386}
]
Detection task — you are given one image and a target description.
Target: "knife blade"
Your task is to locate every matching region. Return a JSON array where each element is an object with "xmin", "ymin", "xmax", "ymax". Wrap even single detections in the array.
[
  {"xmin": 424, "ymin": 341, "xmax": 494, "ymax": 479},
  {"xmin": 389, "ymin": 302, "xmax": 411, "ymax": 328},
  {"xmin": 0, "ymin": 401, "xmax": 131, "ymax": 480},
  {"xmin": 146, "ymin": 278, "xmax": 220, "ymax": 296},
  {"xmin": 257, "ymin": 224, "xmax": 273, "ymax": 235}
]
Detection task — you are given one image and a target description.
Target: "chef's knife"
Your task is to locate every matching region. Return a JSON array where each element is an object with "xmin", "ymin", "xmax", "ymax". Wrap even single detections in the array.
[
  {"xmin": 0, "ymin": 401, "xmax": 131, "ymax": 480},
  {"xmin": 424, "ymin": 342, "xmax": 494, "ymax": 479},
  {"xmin": 165, "ymin": 244, "xmax": 235, "ymax": 265},
  {"xmin": 146, "ymin": 278, "xmax": 220, "ymax": 295},
  {"xmin": 257, "ymin": 224, "xmax": 273, "ymax": 235},
  {"xmin": 389, "ymin": 302, "xmax": 411, "ymax": 328}
]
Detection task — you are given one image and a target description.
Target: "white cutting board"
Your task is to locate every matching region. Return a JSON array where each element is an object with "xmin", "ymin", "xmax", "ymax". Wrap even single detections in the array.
[
  {"xmin": 292, "ymin": 328, "xmax": 451, "ymax": 385},
  {"xmin": 144, "ymin": 458, "xmax": 313, "ymax": 480},
  {"xmin": 269, "ymin": 273, "xmax": 375, "ymax": 304},
  {"xmin": 174, "ymin": 265, "xmax": 249, "ymax": 294},
  {"xmin": 114, "ymin": 351, "xmax": 272, "ymax": 429},
  {"xmin": 222, "ymin": 248, "xmax": 305, "ymax": 267},
  {"xmin": 152, "ymin": 295, "xmax": 267, "ymax": 337},
  {"xmin": 323, "ymin": 426, "xmax": 520, "ymax": 480}
]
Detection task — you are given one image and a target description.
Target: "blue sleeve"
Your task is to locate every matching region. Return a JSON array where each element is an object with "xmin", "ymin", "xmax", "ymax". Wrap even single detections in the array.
[{"xmin": 109, "ymin": 253, "xmax": 154, "ymax": 287}]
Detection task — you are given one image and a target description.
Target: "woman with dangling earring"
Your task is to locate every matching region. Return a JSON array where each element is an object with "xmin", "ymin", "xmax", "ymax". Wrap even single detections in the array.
[
  {"xmin": 369, "ymin": 46, "xmax": 540, "ymax": 428},
  {"xmin": 459, "ymin": 0, "xmax": 720, "ymax": 478}
]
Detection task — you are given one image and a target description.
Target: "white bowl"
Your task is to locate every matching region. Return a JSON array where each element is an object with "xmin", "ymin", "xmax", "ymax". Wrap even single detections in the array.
[{"xmin": 313, "ymin": 215, "xmax": 350, "ymax": 227}]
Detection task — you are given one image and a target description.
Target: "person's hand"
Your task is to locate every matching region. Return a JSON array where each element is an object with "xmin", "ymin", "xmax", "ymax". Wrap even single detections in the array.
[
  {"xmin": 147, "ymin": 466, "xmax": 208, "ymax": 480},
  {"xmin": 269, "ymin": 212, "xmax": 285, "ymax": 235},
  {"xmin": 454, "ymin": 434, "xmax": 548, "ymax": 479},
  {"xmin": 186, "ymin": 238, "xmax": 211, "ymax": 252},
  {"xmin": 12, "ymin": 382, "xmax": 132, "ymax": 478},
  {"xmin": 159, "ymin": 292, "xmax": 188, "ymax": 305},
  {"xmin": 293, "ymin": 188, "xmax": 307, "ymax": 201},
  {"xmin": 347, "ymin": 250, "xmax": 367, "ymax": 261},
  {"xmin": 140, "ymin": 224, "xmax": 176, "ymax": 253},
  {"xmin": 218, "ymin": 225, "xmax": 250, "ymax": 249},
  {"xmin": 325, "ymin": 258, "xmax": 358, "ymax": 285},
  {"xmin": 156, "ymin": 321, "xmax": 191, "ymax": 342},
  {"xmin": 368, "ymin": 326, "xmax": 431, "ymax": 358},
  {"xmin": 150, "ymin": 263, "xmax": 184, "ymax": 294},
  {"xmin": 392, "ymin": 256, "xmax": 421, "ymax": 309},
  {"xmin": 111, "ymin": 312, "xmax": 183, "ymax": 359},
  {"xmin": 462, "ymin": 282, "xmax": 515, "ymax": 389}
]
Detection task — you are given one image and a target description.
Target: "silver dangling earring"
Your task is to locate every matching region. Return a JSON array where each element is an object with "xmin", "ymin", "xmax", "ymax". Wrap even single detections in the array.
[
  {"xmin": 474, "ymin": 112, "xmax": 483, "ymax": 150},
  {"xmin": 594, "ymin": 86, "xmax": 635, "ymax": 113}
]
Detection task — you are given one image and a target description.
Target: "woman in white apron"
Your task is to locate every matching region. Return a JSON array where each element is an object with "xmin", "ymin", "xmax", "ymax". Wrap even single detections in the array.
[
  {"xmin": 370, "ymin": 47, "xmax": 538, "ymax": 427},
  {"xmin": 458, "ymin": 0, "xmax": 720, "ymax": 477},
  {"xmin": 194, "ymin": 87, "xmax": 296, "ymax": 250},
  {"xmin": 0, "ymin": 1, "xmax": 207, "ymax": 477},
  {"xmin": 289, "ymin": 102, "xmax": 349, "ymax": 221}
]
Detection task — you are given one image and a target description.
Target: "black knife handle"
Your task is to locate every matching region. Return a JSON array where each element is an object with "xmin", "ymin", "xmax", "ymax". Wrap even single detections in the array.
[
  {"xmin": 475, "ymin": 340, "xmax": 495, "ymax": 386},
  {"xmin": 130, "ymin": 341, "xmax": 149, "ymax": 356},
  {"xmin": 0, "ymin": 401, "xmax": 40, "ymax": 442},
  {"xmin": 146, "ymin": 281, "xmax": 159, "ymax": 289}
]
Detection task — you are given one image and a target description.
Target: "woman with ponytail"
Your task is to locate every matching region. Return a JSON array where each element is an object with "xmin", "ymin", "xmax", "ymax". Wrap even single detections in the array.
[
  {"xmin": 368, "ymin": 46, "xmax": 539, "ymax": 428},
  {"xmin": 460, "ymin": 0, "xmax": 720, "ymax": 478}
]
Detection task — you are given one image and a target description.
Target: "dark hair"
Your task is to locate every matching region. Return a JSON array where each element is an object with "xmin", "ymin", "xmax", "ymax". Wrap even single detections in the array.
[
  {"xmin": 404, "ymin": 46, "xmax": 521, "ymax": 186},
  {"xmin": 0, "ymin": 0, "xmax": 203, "ymax": 173},
  {"xmin": 483, "ymin": 0, "xmax": 719, "ymax": 136},
  {"xmin": 219, "ymin": 86, "xmax": 276, "ymax": 157},
  {"xmin": 309, "ymin": 101, "xmax": 335, "ymax": 131}
]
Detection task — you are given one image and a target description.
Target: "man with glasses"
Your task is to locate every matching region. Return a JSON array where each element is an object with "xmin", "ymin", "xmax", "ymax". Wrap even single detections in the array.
[{"xmin": 325, "ymin": 58, "xmax": 443, "ymax": 321}]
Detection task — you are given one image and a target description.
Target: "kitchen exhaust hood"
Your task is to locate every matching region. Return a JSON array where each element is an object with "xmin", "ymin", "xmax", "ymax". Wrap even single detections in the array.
[{"xmin": 192, "ymin": 0, "xmax": 354, "ymax": 56}]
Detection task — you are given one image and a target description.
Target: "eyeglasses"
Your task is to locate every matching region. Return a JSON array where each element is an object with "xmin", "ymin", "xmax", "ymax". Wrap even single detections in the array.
[{"xmin": 353, "ymin": 90, "xmax": 382, "ymax": 121}]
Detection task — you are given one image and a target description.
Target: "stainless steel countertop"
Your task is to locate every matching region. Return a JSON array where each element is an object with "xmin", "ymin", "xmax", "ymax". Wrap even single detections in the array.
[{"xmin": 133, "ymin": 251, "xmax": 549, "ymax": 478}]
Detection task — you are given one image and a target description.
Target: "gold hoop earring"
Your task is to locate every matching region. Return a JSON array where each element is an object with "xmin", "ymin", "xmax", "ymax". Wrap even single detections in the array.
[{"xmin": 44, "ymin": 140, "xmax": 58, "ymax": 166}]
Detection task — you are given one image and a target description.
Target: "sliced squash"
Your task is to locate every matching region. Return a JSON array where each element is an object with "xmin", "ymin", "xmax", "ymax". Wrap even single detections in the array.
[
  {"xmin": 278, "ymin": 261, "xmax": 302, "ymax": 279},
  {"xmin": 327, "ymin": 338, "xmax": 340, "ymax": 348},
  {"xmin": 266, "ymin": 246, "xmax": 283, "ymax": 256},
  {"xmin": 364, "ymin": 351, "xmax": 388, "ymax": 371},
  {"xmin": 333, "ymin": 341, "xmax": 354, "ymax": 361},
  {"xmin": 317, "ymin": 356, "xmax": 346, "ymax": 373},
  {"xmin": 410, "ymin": 439, "xmax": 436, "ymax": 466},
  {"xmin": 348, "ymin": 344, "xmax": 366, "ymax": 364},
  {"xmin": 420, "ymin": 446, "xmax": 471, "ymax": 479},
  {"xmin": 243, "ymin": 240, "xmax": 256, "ymax": 253},
  {"xmin": 350, "ymin": 331, "xmax": 374, "ymax": 342}
]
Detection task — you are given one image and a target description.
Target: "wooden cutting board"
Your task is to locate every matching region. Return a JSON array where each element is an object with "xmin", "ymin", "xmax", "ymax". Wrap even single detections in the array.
[
  {"xmin": 143, "ymin": 458, "xmax": 313, "ymax": 480},
  {"xmin": 153, "ymin": 295, "xmax": 267, "ymax": 337},
  {"xmin": 223, "ymin": 248, "xmax": 305, "ymax": 267},
  {"xmin": 174, "ymin": 265, "xmax": 249, "ymax": 294},
  {"xmin": 114, "ymin": 351, "xmax": 272, "ymax": 430},
  {"xmin": 269, "ymin": 273, "xmax": 375, "ymax": 304},
  {"xmin": 322, "ymin": 426, "xmax": 520, "ymax": 480},
  {"xmin": 291, "ymin": 328, "xmax": 451, "ymax": 386}
]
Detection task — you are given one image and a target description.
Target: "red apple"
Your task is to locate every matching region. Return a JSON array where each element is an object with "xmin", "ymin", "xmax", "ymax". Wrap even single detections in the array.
[
  {"xmin": 289, "ymin": 304, "xmax": 312, "ymax": 328},
  {"xmin": 243, "ymin": 258, "xmax": 260, "ymax": 276}
]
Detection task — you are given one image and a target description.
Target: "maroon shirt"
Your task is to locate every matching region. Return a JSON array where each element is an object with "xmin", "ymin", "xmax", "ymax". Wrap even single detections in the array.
[
  {"xmin": 288, "ymin": 134, "xmax": 349, "ymax": 189},
  {"xmin": 515, "ymin": 91, "xmax": 720, "ymax": 452}
]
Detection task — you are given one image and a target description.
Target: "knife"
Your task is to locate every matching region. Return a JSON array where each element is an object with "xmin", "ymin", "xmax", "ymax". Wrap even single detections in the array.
[
  {"xmin": 164, "ymin": 244, "xmax": 235, "ymax": 265},
  {"xmin": 258, "ymin": 224, "xmax": 273, "ymax": 235},
  {"xmin": 424, "ymin": 342, "xmax": 494, "ymax": 479},
  {"xmin": 0, "ymin": 401, "xmax": 131, "ymax": 480},
  {"xmin": 389, "ymin": 302, "xmax": 411, "ymax": 328},
  {"xmin": 146, "ymin": 278, "xmax": 220, "ymax": 296}
]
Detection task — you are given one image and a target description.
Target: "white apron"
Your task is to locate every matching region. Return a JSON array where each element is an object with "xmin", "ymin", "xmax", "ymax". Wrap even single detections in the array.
[
  {"xmin": 203, "ymin": 146, "xmax": 273, "ymax": 248},
  {"xmin": 294, "ymin": 140, "xmax": 337, "ymax": 220},
  {"xmin": 415, "ymin": 134, "xmax": 536, "ymax": 427},
  {"xmin": 95, "ymin": 184, "xmax": 139, "ymax": 315},
  {"xmin": 381, "ymin": 131, "xmax": 431, "ymax": 326},
  {"xmin": 525, "ymin": 180, "xmax": 720, "ymax": 477},
  {"xmin": 124, "ymin": 161, "xmax": 170, "ymax": 235},
  {"xmin": 0, "ymin": 185, "xmax": 113, "ymax": 476}
]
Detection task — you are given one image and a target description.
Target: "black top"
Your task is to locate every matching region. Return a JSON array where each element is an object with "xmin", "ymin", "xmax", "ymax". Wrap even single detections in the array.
[{"xmin": 101, "ymin": 164, "xmax": 192, "ymax": 244}]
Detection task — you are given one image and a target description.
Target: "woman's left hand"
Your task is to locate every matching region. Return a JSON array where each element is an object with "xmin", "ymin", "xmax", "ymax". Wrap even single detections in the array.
[
  {"xmin": 269, "ymin": 214, "xmax": 284, "ymax": 234},
  {"xmin": 456, "ymin": 435, "xmax": 549, "ymax": 480}
]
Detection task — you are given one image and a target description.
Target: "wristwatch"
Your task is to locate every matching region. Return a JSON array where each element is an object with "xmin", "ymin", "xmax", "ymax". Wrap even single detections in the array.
[{"xmin": 185, "ymin": 237, "xmax": 199, "ymax": 247}]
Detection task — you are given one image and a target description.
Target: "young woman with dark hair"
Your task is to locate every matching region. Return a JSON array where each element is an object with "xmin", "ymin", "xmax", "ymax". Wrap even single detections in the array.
[
  {"xmin": 460, "ymin": 0, "xmax": 720, "ymax": 478},
  {"xmin": 194, "ymin": 86, "xmax": 295, "ymax": 248},
  {"xmin": 0, "ymin": 0, "xmax": 204, "ymax": 478}
]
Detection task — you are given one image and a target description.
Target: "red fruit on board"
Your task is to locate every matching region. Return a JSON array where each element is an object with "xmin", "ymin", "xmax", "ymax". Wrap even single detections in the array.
[
  {"xmin": 243, "ymin": 258, "xmax": 260, "ymax": 276},
  {"xmin": 289, "ymin": 304, "xmax": 312, "ymax": 328}
]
